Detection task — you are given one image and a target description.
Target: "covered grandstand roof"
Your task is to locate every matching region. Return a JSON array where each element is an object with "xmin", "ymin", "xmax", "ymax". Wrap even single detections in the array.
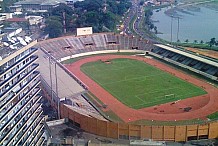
[{"xmin": 154, "ymin": 44, "xmax": 218, "ymax": 68}]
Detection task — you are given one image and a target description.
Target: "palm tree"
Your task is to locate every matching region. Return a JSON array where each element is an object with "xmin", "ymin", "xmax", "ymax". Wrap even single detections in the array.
[
  {"xmin": 209, "ymin": 38, "xmax": 216, "ymax": 47},
  {"xmin": 200, "ymin": 40, "xmax": 204, "ymax": 44},
  {"xmin": 185, "ymin": 39, "xmax": 189, "ymax": 43},
  {"xmin": 194, "ymin": 40, "xmax": 198, "ymax": 44},
  {"xmin": 154, "ymin": 26, "xmax": 157, "ymax": 34}
]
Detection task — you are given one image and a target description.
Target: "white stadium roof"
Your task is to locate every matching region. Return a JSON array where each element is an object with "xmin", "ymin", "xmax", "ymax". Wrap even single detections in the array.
[{"xmin": 154, "ymin": 44, "xmax": 218, "ymax": 68}]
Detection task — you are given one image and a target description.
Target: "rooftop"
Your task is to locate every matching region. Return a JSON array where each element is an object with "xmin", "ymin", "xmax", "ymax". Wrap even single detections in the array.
[
  {"xmin": 14, "ymin": 0, "xmax": 67, "ymax": 6},
  {"xmin": 0, "ymin": 30, "xmax": 34, "ymax": 61},
  {"xmin": 155, "ymin": 44, "xmax": 218, "ymax": 68},
  {"xmin": 5, "ymin": 18, "xmax": 27, "ymax": 22}
]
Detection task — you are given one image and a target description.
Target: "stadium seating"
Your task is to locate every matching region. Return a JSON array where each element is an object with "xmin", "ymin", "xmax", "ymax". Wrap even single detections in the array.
[
  {"xmin": 151, "ymin": 46, "xmax": 218, "ymax": 78},
  {"xmin": 37, "ymin": 33, "xmax": 151, "ymax": 60},
  {"xmin": 37, "ymin": 33, "xmax": 218, "ymax": 79}
]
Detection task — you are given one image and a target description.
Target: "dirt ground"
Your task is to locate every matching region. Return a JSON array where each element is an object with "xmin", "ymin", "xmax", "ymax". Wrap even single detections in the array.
[{"xmin": 184, "ymin": 47, "xmax": 218, "ymax": 59}]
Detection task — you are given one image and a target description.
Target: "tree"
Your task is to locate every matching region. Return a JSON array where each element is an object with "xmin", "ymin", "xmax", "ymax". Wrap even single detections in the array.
[
  {"xmin": 149, "ymin": 23, "xmax": 154, "ymax": 30},
  {"xmin": 45, "ymin": 0, "xmax": 132, "ymax": 33},
  {"xmin": 74, "ymin": 0, "xmax": 103, "ymax": 12},
  {"xmin": 209, "ymin": 38, "xmax": 216, "ymax": 47},
  {"xmin": 45, "ymin": 17, "xmax": 63, "ymax": 38},
  {"xmin": 102, "ymin": 12, "xmax": 116, "ymax": 31},
  {"xmin": 51, "ymin": 4, "xmax": 74, "ymax": 32},
  {"xmin": 194, "ymin": 40, "xmax": 198, "ymax": 44},
  {"xmin": 185, "ymin": 39, "xmax": 189, "ymax": 43},
  {"xmin": 85, "ymin": 11, "xmax": 100, "ymax": 25},
  {"xmin": 200, "ymin": 40, "xmax": 204, "ymax": 44},
  {"xmin": 139, "ymin": 0, "xmax": 144, "ymax": 6},
  {"xmin": 154, "ymin": 26, "xmax": 157, "ymax": 34},
  {"xmin": 1, "ymin": 0, "xmax": 19, "ymax": 12}
]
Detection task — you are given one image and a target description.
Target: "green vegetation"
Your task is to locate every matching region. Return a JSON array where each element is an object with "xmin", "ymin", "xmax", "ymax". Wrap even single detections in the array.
[
  {"xmin": 84, "ymin": 92, "xmax": 104, "ymax": 105},
  {"xmin": 1, "ymin": 0, "xmax": 19, "ymax": 12},
  {"xmin": 104, "ymin": 111, "xmax": 124, "ymax": 123},
  {"xmin": 207, "ymin": 112, "xmax": 218, "ymax": 120},
  {"xmin": 45, "ymin": 16, "xmax": 63, "ymax": 38},
  {"xmin": 129, "ymin": 118, "xmax": 205, "ymax": 126},
  {"xmin": 81, "ymin": 58, "xmax": 207, "ymax": 109},
  {"xmin": 45, "ymin": 0, "xmax": 131, "ymax": 37},
  {"xmin": 170, "ymin": 38, "xmax": 218, "ymax": 54}
]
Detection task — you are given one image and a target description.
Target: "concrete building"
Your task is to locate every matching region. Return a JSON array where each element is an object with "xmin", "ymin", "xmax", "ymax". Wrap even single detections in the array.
[
  {"xmin": 14, "ymin": 0, "xmax": 68, "ymax": 12},
  {"xmin": 0, "ymin": 13, "xmax": 13, "ymax": 31},
  {"xmin": 0, "ymin": 40, "xmax": 45, "ymax": 145},
  {"xmin": 25, "ymin": 16, "xmax": 43, "ymax": 26},
  {"xmin": 9, "ymin": 5, "xmax": 22, "ymax": 13}
]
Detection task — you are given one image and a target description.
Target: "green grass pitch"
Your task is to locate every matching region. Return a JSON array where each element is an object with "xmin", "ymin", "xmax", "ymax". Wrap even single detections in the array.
[{"xmin": 81, "ymin": 58, "xmax": 207, "ymax": 109}]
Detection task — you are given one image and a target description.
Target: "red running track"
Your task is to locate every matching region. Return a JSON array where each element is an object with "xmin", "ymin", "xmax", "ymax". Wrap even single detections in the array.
[{"xmin": 65, "ymin": 55, "xmax": 218, "ymax": 122}]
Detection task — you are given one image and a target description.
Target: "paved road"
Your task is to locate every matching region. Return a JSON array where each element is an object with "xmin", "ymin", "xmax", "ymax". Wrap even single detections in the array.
[{"xmin": 123, "ymin": 0, "xmax": 159, "ymax": 43}]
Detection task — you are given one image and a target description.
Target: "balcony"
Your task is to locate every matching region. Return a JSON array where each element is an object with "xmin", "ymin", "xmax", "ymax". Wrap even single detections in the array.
[
  {"xmin": 0, "ymin": 95, "xmax": 42, "ymax": 141},
  {"xmin": 0, "ymin": 48, "xmax": 37, "ymax": 77},
  {"xmin": 0, "ymin": 56, "xmax": 38, "ymax": 88},
  {"xmin": 0, "ymin": 86, "xmax": 41, "ymax": 125},
  {"xmin": 22, "ymin": 119, "xmax": 44, "ymax": 146},
  {"xmin": 1, "ymin": 101, "xmax": 42, "ymax": 144},
  {"xmin": 6, "ymin": 112, "xmax": 43, "ymax": 146},
  {"xmin": 0, "ymin": 66, "xmax": 40, "ymax": 103}
]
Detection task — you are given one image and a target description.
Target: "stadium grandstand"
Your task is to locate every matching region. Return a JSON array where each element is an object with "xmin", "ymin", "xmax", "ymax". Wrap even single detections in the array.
[
  {"xmin": 151, "ymin": 44, "xmax": 218, "ymax": 81},
  {"xmin": 37, "ymin": 33, "xmax": 218, "ymax": 81}
]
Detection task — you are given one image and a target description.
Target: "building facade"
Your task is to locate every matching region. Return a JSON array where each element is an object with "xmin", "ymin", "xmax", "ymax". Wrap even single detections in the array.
[
  {"xmin": 0, "ymin": 41, "xmax": 44, "ymax": 145},
  {"xmin": 0, "ymin": 0, "xmax": 2, "ymax": 12}
]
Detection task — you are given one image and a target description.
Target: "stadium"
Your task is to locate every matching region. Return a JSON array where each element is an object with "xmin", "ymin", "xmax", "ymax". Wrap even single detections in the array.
[{"xmin": 36, "ymin": 32, "xmax": 218, "ymax": 142}]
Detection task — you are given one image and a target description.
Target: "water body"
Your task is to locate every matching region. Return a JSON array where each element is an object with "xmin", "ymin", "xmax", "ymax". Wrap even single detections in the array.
[{"xmin": 151, "ymin": 6, "xmax": 218, "ymax": 43}]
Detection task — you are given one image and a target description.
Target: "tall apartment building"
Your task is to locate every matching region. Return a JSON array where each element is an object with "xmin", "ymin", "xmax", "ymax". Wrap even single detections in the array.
[{"xmin": 0, "ymin": 40, "xmax": 44, "ymax": 145}]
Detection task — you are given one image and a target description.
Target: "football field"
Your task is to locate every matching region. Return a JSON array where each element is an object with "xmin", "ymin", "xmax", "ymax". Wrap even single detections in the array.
[{"xmin": 81, "ymin": 58, "xmax": 207, "ymax": 109}]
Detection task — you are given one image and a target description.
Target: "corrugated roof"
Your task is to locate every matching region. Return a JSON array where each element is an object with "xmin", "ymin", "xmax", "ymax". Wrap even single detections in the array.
[
  {"xmin": 15, "ymin": 0, "xmax": 67, "ymax": 5},
  {"xmin": 6, "ymin": 18, "xmax": 27, "ymax": 22}
]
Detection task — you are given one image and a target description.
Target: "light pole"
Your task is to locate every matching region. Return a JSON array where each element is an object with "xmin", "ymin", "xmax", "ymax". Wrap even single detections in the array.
[
  {"xmin": 170, "ymin": 15, "xmax": 173, "ymax": 45},
  {"xmin": 54, "ymin": 62, "xmax": 60, "ymax": 119},
  {"xmin": 41, "ymin": 48, "xmax": 60, "ymax": 119},
  {"xmin": 49, "ymin": 55, "xmax": 60, "ymax": 119},
  {"xmin": 176, "ymin": 17, "xmax": 180, "ymax": 47},
  {"xmin": 48, "ymin": 56, "xmax": 53, "ymax": 102}
]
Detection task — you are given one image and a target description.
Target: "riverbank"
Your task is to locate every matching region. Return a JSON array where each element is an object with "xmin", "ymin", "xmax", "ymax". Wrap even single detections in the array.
[{"xmin": 164, "ymin": 0, "xmax": 218, "ymax": 16}]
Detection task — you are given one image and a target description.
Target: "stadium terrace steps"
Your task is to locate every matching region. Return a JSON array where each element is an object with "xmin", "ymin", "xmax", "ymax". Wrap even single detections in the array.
[
  {"xmin": 151, "ymin": 46, "xmax": 218, "ymax": 79},
  {"xmin": 37, "ymin": 33, "xmax": 218, "ymax": 79},
  {"xmin": 37, "ymin": 33, "xmax": 151, "ymax": 59}
]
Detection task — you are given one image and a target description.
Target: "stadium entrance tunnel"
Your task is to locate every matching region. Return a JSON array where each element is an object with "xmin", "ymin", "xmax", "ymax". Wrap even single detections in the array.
[
  {"xmin": 69, "ymin": 119, "xmax": 81, "ymax": 128},
  {"xmin": 187, "ymin": 136, "xmax": 198, "ymax": 141}
]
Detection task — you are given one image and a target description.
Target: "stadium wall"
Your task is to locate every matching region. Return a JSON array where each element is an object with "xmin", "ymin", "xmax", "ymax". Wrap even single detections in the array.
[
  {"xmin": 58, "ymin": 104, "xmax": 218, "ymax": 142},
  {"xmin": 59, "ymin": 50, "xmax": 145, "ymax": 62}
]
